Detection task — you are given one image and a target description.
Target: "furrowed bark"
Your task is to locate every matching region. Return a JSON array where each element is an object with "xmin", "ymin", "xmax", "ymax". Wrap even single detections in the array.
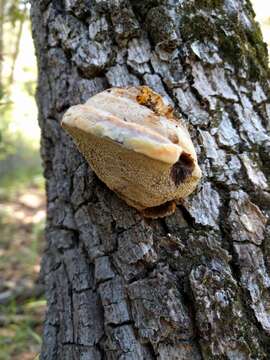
[{"xmin": 30, "ymin": 0, "xmax": 270, "ymax": 359}]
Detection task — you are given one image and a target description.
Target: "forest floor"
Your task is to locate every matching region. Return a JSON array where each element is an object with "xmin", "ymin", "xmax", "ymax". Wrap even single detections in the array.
[{"xmin": 0, "ymin": 185, "xmax": 46, "ymax": 360}]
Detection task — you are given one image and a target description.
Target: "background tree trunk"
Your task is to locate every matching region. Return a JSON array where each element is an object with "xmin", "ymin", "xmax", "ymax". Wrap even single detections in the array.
[
  {"xmin": 0, "ymin": 0, "xmax": 6, "ymax": 94},
  {"xmin": 30, "ymin": 0, "xmax": 270, "ymax": 358},
  {"xmin": 8, "ymin": 3, "xmax": 27, "ymax": 87}
]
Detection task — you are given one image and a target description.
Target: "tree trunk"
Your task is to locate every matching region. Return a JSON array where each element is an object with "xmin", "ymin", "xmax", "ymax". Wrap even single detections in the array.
[
  {"xmin": 30, "ymin": 0, "xmax": 270, "ymax": 359},
  {"xmin": 0, "ymin": 0, "xmax": 6, "ymax": 94}
]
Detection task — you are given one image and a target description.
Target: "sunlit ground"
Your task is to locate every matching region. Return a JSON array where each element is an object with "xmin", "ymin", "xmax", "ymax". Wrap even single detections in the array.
[
  {"xmin": 0, "ymin": 188, "xmax": 45, "ymax": 360},
  {"xmin": 0, "ymin": 1, "xmax": 269, "ymax": 359}
]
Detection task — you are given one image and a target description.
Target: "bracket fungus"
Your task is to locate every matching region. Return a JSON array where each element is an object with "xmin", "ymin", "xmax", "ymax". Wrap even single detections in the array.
[{"xmin": 62, "ymin": 86, "xmax": 201, "ymax": 218}]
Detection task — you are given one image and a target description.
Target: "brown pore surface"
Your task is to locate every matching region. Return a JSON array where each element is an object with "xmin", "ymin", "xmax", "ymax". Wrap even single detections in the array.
[{"xmin": 62, "ymin": 124, "xmax": 199, "ymax": 214}]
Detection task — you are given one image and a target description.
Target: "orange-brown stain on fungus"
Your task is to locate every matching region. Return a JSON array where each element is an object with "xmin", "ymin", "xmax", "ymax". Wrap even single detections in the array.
[{"xmin": 136, "ymin": 86, "xmax": 174, "ymax": 118}]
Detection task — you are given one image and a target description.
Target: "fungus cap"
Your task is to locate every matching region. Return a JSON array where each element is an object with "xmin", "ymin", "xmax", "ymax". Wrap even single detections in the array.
[{"xmin": 62, "ymin": 86, "xmax": 201, "ymax": 218}]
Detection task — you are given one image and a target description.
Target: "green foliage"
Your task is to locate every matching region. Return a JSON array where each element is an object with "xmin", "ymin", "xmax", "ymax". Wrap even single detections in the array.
[
  {"xmin": 0, "ymin": 84, "xmax": 4, "ymax": 100},
  {"xmin": 0, "ymin": 100, "xmax": 42, "ymax": 196},
  {"xmin": 0, "ymin": 159, "xmax": 43, "ymax": 202},
  {"xmin": 5, "ymin": 0, "xmax": 28, "ymax": 25},
  {"xmin": 0, "ymin": 1, "xmax": 34, "ymax": 160},
  {"xmin": 0, "ymin": 299, "xmax": 44, "ymax": 360},
  {"xmin": 23, "ymin": 78, "xmax": 36, "ymax": 97},
  {"xmin": 0, "ymin": 104, "xmax": 15, "ymax": 160}
]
